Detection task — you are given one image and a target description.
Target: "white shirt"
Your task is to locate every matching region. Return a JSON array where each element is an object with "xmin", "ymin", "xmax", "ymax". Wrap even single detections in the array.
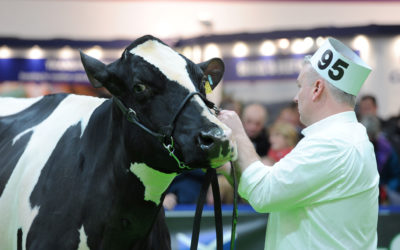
[{"xmin": 238, "ymin": 111, "xmax": 379, "ymax": 250}]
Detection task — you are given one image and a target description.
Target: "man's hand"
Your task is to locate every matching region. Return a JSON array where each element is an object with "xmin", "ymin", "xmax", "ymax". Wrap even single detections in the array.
[
  {"xmin": 217, "ymin": 110, "xmax": 262, "ymax": 173},
  {"xmin": 217, "ymin": 110, "xmax": 247, "ymax": 140}
]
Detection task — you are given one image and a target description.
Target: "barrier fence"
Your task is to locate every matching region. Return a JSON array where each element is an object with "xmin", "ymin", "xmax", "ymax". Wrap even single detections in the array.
[{"xmin": 165, "ymin": 204, "xmax": 400, "ymax": 250}]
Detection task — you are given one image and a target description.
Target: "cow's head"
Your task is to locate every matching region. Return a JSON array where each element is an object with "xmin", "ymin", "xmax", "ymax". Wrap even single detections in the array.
[{"xmin": 80, "ymin": 35, "xmax": 236, "ymax": 173}]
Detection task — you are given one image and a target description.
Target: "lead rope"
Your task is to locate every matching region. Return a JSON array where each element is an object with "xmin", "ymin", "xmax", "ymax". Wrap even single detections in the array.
[
  {"xmin": 190, "ymin": 162, "xmax": 238, "ymax": 250},
  {"xmin": 230, "ymin": 161, "xmax": 238, "ymax": 250}
]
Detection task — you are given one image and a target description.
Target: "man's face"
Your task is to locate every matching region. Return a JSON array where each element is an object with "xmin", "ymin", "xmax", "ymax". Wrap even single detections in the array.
[
  {"xmin": 293, "ymin": 65, "xmax": 314, "ymax": 126},
  {"xmin": 242, "ymin": 107, "xmax": 265, "ymax": 139},
  {"xmin": 359, "ymin": 99, "xmax": 377, "ymax": 117}
]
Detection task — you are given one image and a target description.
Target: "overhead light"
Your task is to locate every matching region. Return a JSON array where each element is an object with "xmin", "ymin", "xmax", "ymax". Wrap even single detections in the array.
[
  {"xmin": 182, "ymin": 46, "xmax": 193, "ymax": 60},
  {"xmin": 278, "ymin": 38, "xmax": 290, "ymax": 50},
  {"xmin": 393, "ymin": 36, "xmax": 400, "ymax": 59},
  {"xmin": 260, "ymin": 40, "xmax": 276, "ymax": 56},
  {"xmin": 232, "ymin": 42, "xmax": 249, "ymax": 57},
  {"xmin": 27, "ymin": 45, "xmax": 44, "ymax": 59},
  {"xmin": 290, "ymin": 37, "xmax": 314, "ymax": 54},
  {"xmin": 352, "ymin": 35, "xmax": 370, "ymax": 58},
  {"xmin": 352, "ymin": 35, "xmax": 370, "ymax": 51},
  {"xmin": 59, "ymin": 46, "xmax": 74, "ymax": 59},
  {"xmin": 303, "ymin": 37, "xmax": 314, "ymax": 50},
  {"xmin": 192, "ymin": 46, "xmax": 202, "ymax": 63},
  {"xmin": 0, "ymin": 45, "xmax": 12, "ymax": 59},
  {"xmin": 316, "ymin": 36, "xmax": 326, "ymax": 47},
  {"xmin": 86, "ymin": 45, "xmax": 103, "ymax": 60},
  {"xmin": 291, "ymin": 39, "xmax": 305, "ymax": 54},
  {"xmin": 204, "ymin": 43, "xmax": 221, "ymax": 60}
]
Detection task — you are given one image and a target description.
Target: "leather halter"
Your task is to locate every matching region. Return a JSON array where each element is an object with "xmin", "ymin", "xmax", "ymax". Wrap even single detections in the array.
[{"xmin": 113, "ymin": 91, "xmax": 219, "ymax": 169}]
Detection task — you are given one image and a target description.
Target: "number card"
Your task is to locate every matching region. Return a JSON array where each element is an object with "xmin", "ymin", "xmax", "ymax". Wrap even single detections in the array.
[{"xmin": 309, "ymin": 38, "xmax": 371, "ymax": 96}]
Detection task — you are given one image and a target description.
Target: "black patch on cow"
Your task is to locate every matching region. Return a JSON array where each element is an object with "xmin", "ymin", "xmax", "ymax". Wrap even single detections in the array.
[
  {"xmin": 27, "ymin": 100, "xmax": 164, "ymax": 249},
  {"xmin": 17, "ymin": 228, "xmax": 22, "ymax": 250},
  {"xmin": 0, "ymin": 94, "xmax": 67, "ymax": 197}
]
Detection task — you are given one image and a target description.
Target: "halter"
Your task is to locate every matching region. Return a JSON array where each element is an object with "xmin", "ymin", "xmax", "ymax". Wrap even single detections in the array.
[{"xmin": 113, "ymin": 91, "xmax": 219, "ymax": 169}]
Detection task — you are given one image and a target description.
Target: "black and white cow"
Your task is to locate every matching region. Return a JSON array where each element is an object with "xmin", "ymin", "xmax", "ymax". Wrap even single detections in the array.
[{"xmin": 0, "ymin": 35, "xmax": 236, "ymax": 250}]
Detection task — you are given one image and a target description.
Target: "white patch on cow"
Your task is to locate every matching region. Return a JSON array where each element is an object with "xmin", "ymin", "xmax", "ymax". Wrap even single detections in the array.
[
  {"xmin": 130, "ymin": 162, "xmax": 177, "ymax": 205},
  {"xmin": 129, "ymin": 40, "xmax": 196, "ymax": 93},
  {"xmin": 0, "ymin": 96, "xmax": 43, "ymax": 117},
  {"xmin": 0, "ymin": 94, "xmax": 106, "ymax": 250},
  {"xmin": 77, "ymin": 226, "xmax": 89, "ymax": 250}
]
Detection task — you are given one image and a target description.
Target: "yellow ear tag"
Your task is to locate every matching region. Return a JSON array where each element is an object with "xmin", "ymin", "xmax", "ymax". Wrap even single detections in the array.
[
  {"xmin": 205, "ymin": 75, "xmax": 213, "ymax": 94},
  {"xmin": 205, "ymin": 81, "xmax": 212, "ymax": 94}
]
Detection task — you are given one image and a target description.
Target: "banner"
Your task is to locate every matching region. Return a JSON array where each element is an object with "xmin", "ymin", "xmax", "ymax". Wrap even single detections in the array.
[
  {"xmin": 0, "ymin": 58, "xmax": 110, "ymax": 84},
  {"xmin": 222, "ymin": 54, "xmax": 308, "ymax": 82},
  {"xmin": 166, "ymin": 205, "xmax": 400, "ymax": 250}
]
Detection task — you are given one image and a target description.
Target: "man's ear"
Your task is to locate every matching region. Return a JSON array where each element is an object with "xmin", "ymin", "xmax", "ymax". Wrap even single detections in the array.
[
  {"xmin": 312, "ymin": 80, "xmax": 325, "ymax": 101},
  {"xmin": 198, "ymin": 58, "xmax": 225, "ymax": 90},
  {"xmin": 80, "ymin": 51, "xmax": 108, "ymax": 88}
]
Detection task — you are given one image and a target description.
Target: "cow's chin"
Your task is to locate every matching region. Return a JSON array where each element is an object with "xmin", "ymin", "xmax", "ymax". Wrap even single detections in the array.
[{"xmin": 209, "ymin": 142, "xmax": 237, "ymax": 169}]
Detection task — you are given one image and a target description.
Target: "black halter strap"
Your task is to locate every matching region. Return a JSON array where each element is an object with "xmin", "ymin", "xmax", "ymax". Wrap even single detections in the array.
[{"xmin": 113, "ymin": 91, "xmax": 217, "ymax": 144}]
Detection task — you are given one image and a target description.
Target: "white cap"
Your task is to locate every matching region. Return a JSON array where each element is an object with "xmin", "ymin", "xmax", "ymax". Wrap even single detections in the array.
[{"xmin": 309, "ymin": 37, "xmax": 371, "ymax": 96}]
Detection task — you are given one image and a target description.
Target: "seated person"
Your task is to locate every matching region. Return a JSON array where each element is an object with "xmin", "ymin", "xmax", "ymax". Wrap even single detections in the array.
[
  {"xmin": 241, "ymin": 103, "xmax": 270, "ymax": 157},
  {"xmin": 163, "ymin": 169, "xmax": 205, "ymax": 210},
  {"xmin": 263, "ymin": 121, "xmax": 298, "ymax": 164}
]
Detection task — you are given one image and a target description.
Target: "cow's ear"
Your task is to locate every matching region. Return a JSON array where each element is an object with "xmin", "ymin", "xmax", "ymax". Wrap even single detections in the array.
[
  {"xmin": 80, "ymin": 51, "xmax": 108, "ymax": 88},
  {"xmin": 198, "ymin": 58, "xmax": 225, "ymax": 90}
]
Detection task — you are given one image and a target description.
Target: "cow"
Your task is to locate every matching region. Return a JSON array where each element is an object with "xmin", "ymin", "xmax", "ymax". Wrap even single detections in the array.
[{"xmin": 0, "ymin": 35, "xmax": 236, "ymax": 250}]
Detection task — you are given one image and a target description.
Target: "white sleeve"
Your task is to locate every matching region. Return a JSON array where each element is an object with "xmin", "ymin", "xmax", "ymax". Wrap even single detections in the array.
[{"xmin": 238, "ymin": 138, "xmax": 351, "ymax": 213}]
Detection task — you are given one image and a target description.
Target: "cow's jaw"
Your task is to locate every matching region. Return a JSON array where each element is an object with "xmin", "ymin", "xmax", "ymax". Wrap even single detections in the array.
[{"xmin": 130, "ymin": 162, "xmax": 177, "ymax": 205}]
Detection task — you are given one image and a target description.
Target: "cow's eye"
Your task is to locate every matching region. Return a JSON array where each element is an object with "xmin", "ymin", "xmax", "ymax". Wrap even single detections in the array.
[{"xmin": 133, "ymin": 84, "xmax": 146, "ymax": 93}]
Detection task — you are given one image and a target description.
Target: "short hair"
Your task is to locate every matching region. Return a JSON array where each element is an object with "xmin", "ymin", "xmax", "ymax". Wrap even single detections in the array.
[
  {"xmin": 269, "ymin": 121, "xmax": 298, "ymax": 147},
  {"xmin": 303, "ymin": 56, "xmax": 356, "ymax": 107},
  {"xmin": 360, "ymin": 95, "xmax": 377, "ymax": 107}
]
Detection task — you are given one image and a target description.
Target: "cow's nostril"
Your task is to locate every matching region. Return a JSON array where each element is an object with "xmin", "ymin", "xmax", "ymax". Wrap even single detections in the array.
[{"xmin": 198, "ymin": 129, "xmax": 222, "ymax": 151}]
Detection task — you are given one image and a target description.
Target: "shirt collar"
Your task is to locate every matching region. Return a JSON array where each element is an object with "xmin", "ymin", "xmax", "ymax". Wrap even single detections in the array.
[{"xmin": 301, "ymin": 111, "xmax": 357, "ymax": 137}]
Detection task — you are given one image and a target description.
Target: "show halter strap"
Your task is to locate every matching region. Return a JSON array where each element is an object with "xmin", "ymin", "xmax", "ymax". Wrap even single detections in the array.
[
  {"xmin": 190, "ymin": 161, "xmax": 238, "ymax": 250},
  {"xmin": 190, "ymin": 168, "xmax": 223, "ymax": 250}
]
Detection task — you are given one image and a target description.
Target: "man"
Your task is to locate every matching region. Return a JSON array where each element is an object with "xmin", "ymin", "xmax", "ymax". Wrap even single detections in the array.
[
  {"xmin": 219, "ymin": 38, "xmax": 379, "ymax": 249},
  {"xmin": 241, "ymin": 103, "xmax": 270, "ymax": 157}
]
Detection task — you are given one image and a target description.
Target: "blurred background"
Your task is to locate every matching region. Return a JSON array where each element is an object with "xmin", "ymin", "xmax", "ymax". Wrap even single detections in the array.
[
  {"xmin": 1, "ymin": 0, "xmax": 400, "ymax": 119},
  {"xmin": 1, "ymin": 0, "xmax": 400, "ymax": 249}
]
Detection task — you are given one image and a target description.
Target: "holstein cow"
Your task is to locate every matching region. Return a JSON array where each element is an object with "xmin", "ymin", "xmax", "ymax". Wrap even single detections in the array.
[{"xmin": 0, "ymin": 35, "xmax": 236, "ymax": 250}]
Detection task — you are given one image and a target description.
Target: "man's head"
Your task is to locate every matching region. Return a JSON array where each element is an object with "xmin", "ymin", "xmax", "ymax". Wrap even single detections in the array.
[
  {"xmin": 294, "ymin": 38, "xmax": 371, "ymax": 126},
  {"xmin": 359, "ymin": 95, "xmax": 378, "ymax": 117},
  {"xmin": 242, "ymin": 103, "xmax": 268, "ymax": 139}
]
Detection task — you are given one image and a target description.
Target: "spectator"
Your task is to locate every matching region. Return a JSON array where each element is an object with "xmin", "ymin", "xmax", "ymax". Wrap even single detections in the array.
[
  {"xmin": 361, "ymin": 115, "xmax": 400, "ymax": 205},
  {"xmin": 242, "ymin": 103, "xmax": 270, "ymax": 157},
  {"xmin": 276, "ymin": 103, "xmax": 304, "ymax": 139},
  {"xmin": 163, "ymin": 169, "xmax": 205, "ymax": 210},
  {"xmin": 357, "ymin": 94, "xmax": 385, "ymax": 125},
  {"xmin": 263, "ymin": 121, "xmax": 298, "ymax": 164}
]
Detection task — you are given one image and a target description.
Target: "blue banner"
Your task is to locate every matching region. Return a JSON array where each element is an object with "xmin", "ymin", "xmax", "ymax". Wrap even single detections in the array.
[
  {"xmin": 0, "ymin": 58, "xmax": 89, "ymax": 83},
  {"xmin": 223, "ymin": 54, "xmax": 311, "ymax": 82}
]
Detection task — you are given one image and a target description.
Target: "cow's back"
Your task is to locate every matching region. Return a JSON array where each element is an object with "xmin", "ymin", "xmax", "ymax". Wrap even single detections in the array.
[{"xmin": 0, "ymin": 94, "xmax": 106, "ymax": 250}]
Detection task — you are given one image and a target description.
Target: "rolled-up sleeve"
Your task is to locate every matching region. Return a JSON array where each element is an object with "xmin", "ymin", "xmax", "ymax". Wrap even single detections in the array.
[{"xmin": 238, "ymin": 137, "xmax": 351, "ymax": 213}]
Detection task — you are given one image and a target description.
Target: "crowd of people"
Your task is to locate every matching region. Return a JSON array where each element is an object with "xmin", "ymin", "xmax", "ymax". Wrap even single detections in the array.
[{"xmin": 163, "ymin": 93, "xmax": 400, "ymax": 210}]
